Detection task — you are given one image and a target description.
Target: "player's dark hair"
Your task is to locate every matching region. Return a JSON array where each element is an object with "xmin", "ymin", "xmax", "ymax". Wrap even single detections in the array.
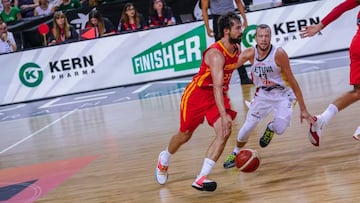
[{"xmin": 217, "ymin": 12, "xmax": 241, "ymax": 39}]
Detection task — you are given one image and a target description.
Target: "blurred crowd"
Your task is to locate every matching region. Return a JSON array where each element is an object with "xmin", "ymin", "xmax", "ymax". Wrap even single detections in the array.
[{"xmin": 0, "ymin": 0, "xmax": 309, "ymax": 54}]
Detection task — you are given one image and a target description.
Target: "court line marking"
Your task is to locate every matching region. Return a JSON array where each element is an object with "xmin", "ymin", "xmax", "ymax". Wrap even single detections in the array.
[
  {"xmin": 132, "ymin": 83, "xmax": 153, "ymax": 94},
  {"xmin": 0, "ymin": 108, "xmax": 78, "ymax": 155}
]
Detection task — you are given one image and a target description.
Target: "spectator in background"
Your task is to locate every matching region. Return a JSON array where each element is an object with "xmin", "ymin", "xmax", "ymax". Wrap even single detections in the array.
[
  {"xmin": 48, "ymin": 11, "xmax": 78, "ymax": 45},
  {"xmin": 148, "ymin": 0, "xmax": 175, "ymax": 28},
  {"xmin": 117, "ymin": 2, "xmax": 148, "ymax": 33},
  {"xmin": 16, "ymin": 0, "xmax": 39, "ymax": 18},
  {"xmin": 0, "ymin": 21, "xmax": 17, "ymax": 53},
  {"xmin": 49, "ymin": 0, "xmax": 61, "ymax": 8},
  {"xmin": 57, "ymin": 0, "xmax": 81, "ymax": 11},
  {"xmin": 0, "ymin": 0, "xmax": 21, "ymax": 23},
  {"xmin": 81, "ymin": 0, "xmax": 101, "ymax": 7},
  {"xmin": 86, "ymin": 9, "xmax": 115, "ymax": 37},
  {"xmin": 0, "ymin": 1, "xmax": 4, "ymax": 13},
  {"xmin": 201, "ymin": 0, "xmax": 252, "ymax": 85},
  {"xmin": 34, "ymin": 0, "xmax": 55, "ymax": 16}
]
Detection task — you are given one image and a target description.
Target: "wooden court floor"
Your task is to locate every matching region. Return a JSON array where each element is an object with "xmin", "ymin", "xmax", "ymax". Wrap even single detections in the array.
[{"xmin": 0, "ymin": 65, "xmax": 360, "ymax": 202}]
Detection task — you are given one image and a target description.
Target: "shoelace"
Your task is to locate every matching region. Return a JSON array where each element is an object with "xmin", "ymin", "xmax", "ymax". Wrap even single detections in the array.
[
  {"xmin": 158, "ymin": 162, "xmax": 168, "ymax": 174},
  {"xmin": 263, "ymin": 130, "xmax": 273, "ymax": 142},
  {"xmin": 225, "ymin": 154, "xmax": 236, "ymax": 162}
]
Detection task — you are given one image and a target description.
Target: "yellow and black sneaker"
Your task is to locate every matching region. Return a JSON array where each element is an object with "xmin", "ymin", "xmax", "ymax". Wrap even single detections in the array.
[
  {"xmin": 223, "ymin": 152, "xmax": 236, "ymax": 169},
  {"xmin": 259, "ymin": 122, "xmax": 275, "ymax": 148}
]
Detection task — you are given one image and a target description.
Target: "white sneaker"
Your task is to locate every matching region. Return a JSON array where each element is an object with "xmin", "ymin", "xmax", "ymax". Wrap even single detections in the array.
[
  {"xmin": 155, "ymin": 151, "xmax": 168, "ymax": 185},
  {"xmin": 352, "ymin": 126, "xmax": 360, "ymax": 141},
  {"xmin": 308, "ymin": 115, "xmax": 325, "ymax": 146},
  {"xmin": 191, "ymin": 175, "xmax": 217, "ymax": 192}
]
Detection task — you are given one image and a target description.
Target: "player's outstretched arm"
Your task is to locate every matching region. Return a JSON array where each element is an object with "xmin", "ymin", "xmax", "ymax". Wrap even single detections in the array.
[
  {"xmin": 275, "ymin": 48, "xmax": 314, "ymax": 124},
  {"xmin": 236, "ymin": 47, "xmax": 254, "ymax": 69},
  {"xmin": 300, "ymin": 0, "xmax": 359, "ymax": 38}
]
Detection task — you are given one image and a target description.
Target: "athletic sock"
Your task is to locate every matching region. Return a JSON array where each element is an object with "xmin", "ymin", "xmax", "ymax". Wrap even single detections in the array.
[
  {"xmin": 160, "ymin": 148, "xmax": 171, "ymax": 166},
  {"xmin": 199, "ymin": 158, "xmax": 215, "ymax": 177},
  {"xmin": 267, "ymin": 121, "xmax": 274, "ymax": 131},
  {"xmin": 321, "ymin": 104, "xmax": 338, "ymax": 124},
  {"xmin": 233, "ymin": 146, "xmax": 241, "ymax": 154}
]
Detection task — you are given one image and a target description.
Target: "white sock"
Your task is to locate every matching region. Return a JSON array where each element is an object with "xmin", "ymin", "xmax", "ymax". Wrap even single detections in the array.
[
  {"xmin": 160, "ymin": 148, "xmax": 171, "ymax": 166},
  {"xmin": 320, "ymin": 104, "xmax": 338, "ymax": 124},
  {"xmin": 233, "ymin": 146, "xmax": 241, "ymax": 154},
  {"xmin": 267, "ymin": 121, "xmax": 274, "ymax": 131},
  {"xmin": 199, "ymin": 158, "xmax": 215, "ymax": 177}
]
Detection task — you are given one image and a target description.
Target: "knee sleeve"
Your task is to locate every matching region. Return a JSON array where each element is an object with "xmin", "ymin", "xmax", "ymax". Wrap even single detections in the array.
[
  {"xmin": 237, "ymin": 120, "xmax": 259, "ymax": 142},
  {"xmin": 272, "ymin": 117, "xmax": 290, "ymax": 135}
]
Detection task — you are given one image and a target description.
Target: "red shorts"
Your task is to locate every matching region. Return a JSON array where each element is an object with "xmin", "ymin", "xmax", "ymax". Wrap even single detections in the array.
[
  {"xmin": 179, "ymin": 81, "xmax": 237, "ymax": 133},
  {"xmin": 349, "ymin": 33, "xmax": 360, "ymax": 85}
]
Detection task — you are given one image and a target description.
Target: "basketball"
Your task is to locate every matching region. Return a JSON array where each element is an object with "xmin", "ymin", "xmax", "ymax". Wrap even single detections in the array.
[{"xmin": 235, "ymin": 149, "xmax": 260, "ymax": 173}]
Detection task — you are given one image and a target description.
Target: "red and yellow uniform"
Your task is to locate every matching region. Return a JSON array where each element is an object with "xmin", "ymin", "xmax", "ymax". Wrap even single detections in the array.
[{"xmin": 179, "ymin": 41, "xmax": 239, "ymax": 132}]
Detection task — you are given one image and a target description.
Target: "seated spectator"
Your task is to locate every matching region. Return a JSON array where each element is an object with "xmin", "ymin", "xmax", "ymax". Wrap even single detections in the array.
[
  {"xmin": 49, "ymin": 0, "xmax": 61, "ymax": 8},
  {"xmin": 0, "ymin": 21, "xmax": 17, "ymax": 53},
  {"xmin": 148, "ymin": 0, "xmax": 175, "ymax": 28},
  {"xmin": 117, "ymin": 2, "xmax": 148, "ymax": 33},
  {"xmin": 16, "ymin": 0, "xmax": 39, "ymax": 18},
  {"xmin": 57, "ymin": 0, "xmax": 81, "ymax": 11},
  {"xmin": 85, "ymin": 9, "xmax": 115, "ymax": 37},
  {"xmin": 48, "ymin": 11, "xmax": 78, "ymax": 45},
  {"xmin": 81, "ymin": 0, "xmax": 101, "ymax": 7},
  {"xmin": 34, "ymin": 0, "xmax": 55, "ymax": 16},
  {"xmin": 0, "ymin": 0, "xmax": 21, "ymax": 22}
]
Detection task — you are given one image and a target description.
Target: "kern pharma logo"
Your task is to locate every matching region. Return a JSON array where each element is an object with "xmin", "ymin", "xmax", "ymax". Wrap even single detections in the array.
[
  {"xmin": 132, "ymin": 25, "xmax": 206, "ymax": 74},
  {"xmin": 19, "ymin": 62, "xmax": 44, "ymax": 87},
  {"xmin": 242, "ymin": 24, "xmax": 258, "ymax": 48}
]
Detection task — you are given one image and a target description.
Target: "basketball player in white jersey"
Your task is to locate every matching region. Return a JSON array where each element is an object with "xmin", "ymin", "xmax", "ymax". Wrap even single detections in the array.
[{"xmin": 223, "ymin": 24, "xmax": 314, "ymax": 168}]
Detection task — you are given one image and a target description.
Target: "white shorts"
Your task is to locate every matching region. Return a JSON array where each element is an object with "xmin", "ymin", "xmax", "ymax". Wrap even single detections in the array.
[{"xmin": 246, "ymin": 87, "xmax": 296, "ymax": 123}]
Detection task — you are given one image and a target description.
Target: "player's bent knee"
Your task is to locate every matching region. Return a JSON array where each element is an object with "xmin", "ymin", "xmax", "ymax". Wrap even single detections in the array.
[
  {"xmin": 273, "ymin": 119, "xmax": 289, "ymax": 135},
  {"xmin": 274, "ymin": 127, "xmax": 286, "ymax": 135},
  {"xmin": 237, "ymin": 120, "xmax": 258, "ymax": 142}
]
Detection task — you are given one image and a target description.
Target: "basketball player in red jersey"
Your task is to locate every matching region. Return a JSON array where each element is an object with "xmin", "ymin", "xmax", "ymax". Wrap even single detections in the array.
[
  {"xmin": 155, "ymin": 12, "xmax": 243, "ymax": 192},
  {"xmin": 300, "ymin": 0, "xmax": 360, "ymax": 145}
]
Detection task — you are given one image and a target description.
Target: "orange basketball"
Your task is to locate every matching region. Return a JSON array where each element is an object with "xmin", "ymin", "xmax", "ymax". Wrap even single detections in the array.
[{"xmin": 235, "ymin": 149, "xmax": 260, "ymax": 173}]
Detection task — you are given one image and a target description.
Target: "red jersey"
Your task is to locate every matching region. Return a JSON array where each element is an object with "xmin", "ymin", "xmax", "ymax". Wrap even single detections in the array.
[
  {"xmin": 192, "ymin": 41, "xmax": 240, "ymax": 93},
  {"xmin": 321, "ymin": 0, "xmax": 358, "ymax": 27}
]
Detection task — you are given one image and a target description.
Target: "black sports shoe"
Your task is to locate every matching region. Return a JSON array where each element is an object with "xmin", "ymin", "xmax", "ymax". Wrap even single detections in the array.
[
  {"xmin": 192, "ymin": 176, "xmax": 217, "ymax": 192},
  {"xmin": 259, "ymin": 122, "xmax": 275, "ymax": 148}
]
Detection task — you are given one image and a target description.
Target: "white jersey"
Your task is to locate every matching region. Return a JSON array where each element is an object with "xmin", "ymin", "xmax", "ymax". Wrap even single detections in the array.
[
  {"xmin": 251, "ymin": 45, "xmax": 290, "ymax": 91},
  {"xmin": 0, "ymin": 32, "xmax": 16, "ymax": 54},
  {"xmin": 34, "ymin": 4, "xmax": 54, "ymax": 16}
]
